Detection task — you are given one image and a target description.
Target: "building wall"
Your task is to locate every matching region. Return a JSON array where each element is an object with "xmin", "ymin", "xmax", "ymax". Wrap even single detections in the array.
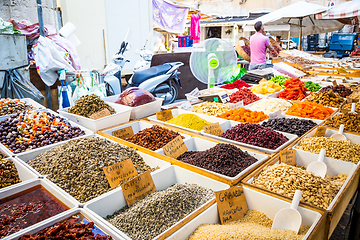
[
  {"xmin": 59, "ymin": 0, "xmax": 107, "ymax": 71},
  {"xmin": 177, "ymin": 0, "xmax": 348, "ymax": 17},
  {"xmin": 59, "ymin": 0, "xmax": 153, "ymax": 74},
  {"xmin": 0, "ymin": 0, "xmax": 57, "ymax": 25},
  {"xmin": 0, "ymin": 0, "xmax": 58, "ymax": 85}
]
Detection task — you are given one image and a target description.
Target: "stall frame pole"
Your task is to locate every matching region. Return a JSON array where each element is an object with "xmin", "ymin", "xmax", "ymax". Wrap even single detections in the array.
[{"xmin": 36, "ymin": 0, "xmax": 53, "ymax": 110}]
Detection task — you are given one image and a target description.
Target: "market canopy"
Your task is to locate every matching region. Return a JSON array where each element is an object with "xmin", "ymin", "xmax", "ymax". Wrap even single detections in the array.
[
  {"xmin": 243, "ymin": 1, "xmax": 344, "ymax": 39},
  {"xmin": 316, "ymin": 0, "xmax": 360, "ymax": 25}
]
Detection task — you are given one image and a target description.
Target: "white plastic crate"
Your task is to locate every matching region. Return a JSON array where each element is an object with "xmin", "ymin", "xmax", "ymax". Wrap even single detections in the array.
[
  {"xmin": 0, "ymin": 98, "xmax": 45, "ymax": 122},
  {"xmin": 304, "ymin": 126, "xmax": 360, "ymax": 145},
  {"xmin": 15, "ymin": 134, "xmax": 171, "ymax": 206},
  {"xmin": 102, "ymin": 95, "xmax": 164, "ymax": 120},
  {"xmin": 0, "ymin": 157, "xmax": 39, "ymax": 194},
  {"xmin": 155, "ymin": 137, "xmax": 268, "ymax": 181},
  {"xmin": 101, "ymin": 120, "xmax": 192, "ymax": 143},
  {"xmin": 6, "ymin": 208, "xmax": 125, "ymax": 240},
  {"xmin": 84, "ymin": 165, "xmax": 230, "ymax": 240},
  {"xmin": 200, "ymin": 120, "xmax": 298, "ymax": 153},
  {"xmin": 167, "ymin": 186, "xmax": 322, "ymax": 240},
  {"xmin": 58, "ymin": 102, "xmax": 132, "ymax": 132},
  {"xmin": 0, "ymin": 113, "xmax": 93, "ymax": 157},
  {"xmin": 148, "ymin": 109, "xmax": 229, "ymax": 134},
  {"xmin": 246, "ymin": 148, "xmax": 358, "ymax": 211},
  {"xmin": 0, "ymin": 178, "xmax": 78, "ymax": 239}
]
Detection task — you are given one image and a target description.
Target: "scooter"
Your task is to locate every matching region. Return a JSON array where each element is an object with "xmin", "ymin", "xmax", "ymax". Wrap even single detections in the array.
[
  {"xmin": 103, "ymin": 37, "xmax": 183, "ymax": 105},
  {"xmin": 133, "ymin": 37, "xmax": 153, "ymax": 72}
]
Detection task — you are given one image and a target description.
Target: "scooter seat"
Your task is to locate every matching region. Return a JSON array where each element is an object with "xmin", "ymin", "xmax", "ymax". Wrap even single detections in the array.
[{"xmin": 132, "ymin": 64, "xmax": 172, "ymax": 84}]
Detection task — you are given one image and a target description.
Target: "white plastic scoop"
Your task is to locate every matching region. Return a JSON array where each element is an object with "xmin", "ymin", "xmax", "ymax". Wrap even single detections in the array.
[
  {"xmin": 350, "ymin": 102, "xmax": 357, "ymax": 113},
  {"xmin": 272, "ymin": 190, "xmax": 303, "ymax": 233},
  {"xmin": 330, "ymin": 124, "xmax": 346, "ymax": 140},
  {"xmin": 306, "ymin": 149, "xmax": 327, "ymax": 178}
]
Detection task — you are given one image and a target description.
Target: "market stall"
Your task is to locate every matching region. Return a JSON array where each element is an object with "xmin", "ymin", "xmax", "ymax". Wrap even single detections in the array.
[
  {"xmin": 243, "ymin": 1, "xmax": 345, "ymax": 50},
  {"xmin": 2, "ymin": 35, "xmax": 360, "ymax": 240}
]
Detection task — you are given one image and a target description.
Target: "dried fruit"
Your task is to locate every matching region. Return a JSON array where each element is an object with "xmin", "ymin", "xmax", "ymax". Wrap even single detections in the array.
[
  {"xmin": 177, "ymin": 143, "xmax": 257, "ymax": 177},
  {"xmin": 220, "ymin": 123, "xmax": 288, "ymax": 150},
  {"xmin": 261, "ymin": 118, "xmax": 317, "ymax": 137},
  {"xmin": 217, "ymin": 108, "xmax": 268, "ymax": 124},
  {"xmin": 125, "ymin": 125, "xmax": 183, "ymax": 151}
]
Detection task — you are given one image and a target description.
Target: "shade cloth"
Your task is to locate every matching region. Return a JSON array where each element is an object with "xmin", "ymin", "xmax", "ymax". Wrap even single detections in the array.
[
  {"xmin": 244, "ymin": 1, "xmax": 344, "ymax": 39},
  {"xmin": 316, "ymin": 1, "xmax": 360, "ymax": 25}
]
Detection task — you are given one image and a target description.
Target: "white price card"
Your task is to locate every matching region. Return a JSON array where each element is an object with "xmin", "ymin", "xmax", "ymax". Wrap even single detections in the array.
[
  {"xmin": 268, "ymin": 110, "xmax": 282, "ymax": 119},
  {"xmin": 178, "ymin": 101, "xmax": 193, "ymax": 111},
  {"xmin": 230, "ymin": 101, "xmax": 244, "ymax": 110}
]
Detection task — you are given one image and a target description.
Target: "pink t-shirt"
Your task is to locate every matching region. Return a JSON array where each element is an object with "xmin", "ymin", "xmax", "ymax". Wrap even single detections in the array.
[{"xmin": 250, "ymin": 32, "xmax": 270, "ymax": 64}]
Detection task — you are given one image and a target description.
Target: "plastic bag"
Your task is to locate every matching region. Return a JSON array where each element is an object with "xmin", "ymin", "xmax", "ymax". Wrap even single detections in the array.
[
  {"xmin": 58, "ymin": 80, "xmax": 74, "ymax": 110},
  {"xmin": 33, "ymin": 36, "xmax": 75, "ymax": 86},
  {"xmin": 115, "ymin": 87, "xmax": 155, "ymax": 107},
  {"xmin": 72, "ymin": 73, "xmax": 89, "ymax": 102},
  {"xmin": 0, "ymin": 18, "xmax": 14, "ymax": 34},
  {"xmin": 88, "ymin": 74, "xmax": 106, "ymax": 98},
  {"xmin": 1, "ymin": 68, "xmax": 45, "ymax": 104}
]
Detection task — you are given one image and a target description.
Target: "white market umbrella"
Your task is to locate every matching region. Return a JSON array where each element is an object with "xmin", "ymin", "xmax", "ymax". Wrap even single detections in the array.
[
  {"xmin": 316, "ymin": 0, "xmax": 360, "ymax": 24},
  {"xmin": 244, "ymin": 1, "xmax": 344, "ymax": 49}
]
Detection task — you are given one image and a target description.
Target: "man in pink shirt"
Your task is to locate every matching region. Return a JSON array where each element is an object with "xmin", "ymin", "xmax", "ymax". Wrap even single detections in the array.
[{"xmin": 249, "ymin": 21, "xmax": 270, "ymax": 70}]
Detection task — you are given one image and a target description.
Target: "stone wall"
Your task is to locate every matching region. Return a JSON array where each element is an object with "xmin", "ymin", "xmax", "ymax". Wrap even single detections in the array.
[{"xmin": 0, "ymin": 0, "xmax": 58, "ymax": 26}]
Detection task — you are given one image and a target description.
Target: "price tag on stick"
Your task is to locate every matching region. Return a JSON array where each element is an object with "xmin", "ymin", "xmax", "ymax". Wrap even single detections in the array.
[
  {"xmin": 103, "ymin": 159, "xmax": 138, "ymax": 188},
  {"xmin": 89, "ymin": 109, "xmax": 111, "ymax": 120},
  {"xmin": 156, "ymin": 110, "xmax": 173, "ymax": 121},
  {"xmin": 314, "ymin": 126, "xmax": 327, "ymax": 137},
  {"xmin": 203, "ymin": 122, "xmax": 224, "ymax": 136},
  {"xmin": 121, "ymin": 170, "xmax": 156, "ymax": 206},
  {"xmin": 215, "ymin": 186, "xmax": 248, "ymax": 224},
  {"xmin": 113, "ymin": 126, "xmax": 134, "ymax": 139},
  {"xmin": 268, "ymin": 110, "xmax": 282, "ymax": 119},
  {"xmin": 230, "ymin": 101, "xmax": 244, "ymax": 110},
  {"xmin": 162, "ymin": 135, "xmax": 188, "ymax": 159},
  {"xmin": 280, "ymin": 149, "xmax": 296, "ymax": 166}
]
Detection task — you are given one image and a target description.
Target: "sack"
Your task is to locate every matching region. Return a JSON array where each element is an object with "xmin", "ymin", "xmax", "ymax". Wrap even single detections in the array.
[
  {"xmin": 1, "ymin": 68, "xmax": 45, "ymax": 104},
  {"xmin": 58, "ymin": 80, "xmax": 74, "ymax": 110},
  {"xmin": 72, "ymin": 73, "xmax": 89, "ymax": 102},
  {"xmin": 33, "ymin": 36, "xmax": 75, "ymax": 86}
]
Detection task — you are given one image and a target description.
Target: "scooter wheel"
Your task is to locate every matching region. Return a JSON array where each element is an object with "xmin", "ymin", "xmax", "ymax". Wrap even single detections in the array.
[{"xmin": 154, "ymin": 80, "xmax": 178, "ymax": 105}]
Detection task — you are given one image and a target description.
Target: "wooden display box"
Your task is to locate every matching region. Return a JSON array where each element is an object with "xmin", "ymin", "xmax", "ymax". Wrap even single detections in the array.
[
  {"xmin": 97, "ymin": 119, "xmax": 273, "ymax": 186},
  {"xmin": 241, "ymin": 153, "xmax": 359, "ymax": 239}
]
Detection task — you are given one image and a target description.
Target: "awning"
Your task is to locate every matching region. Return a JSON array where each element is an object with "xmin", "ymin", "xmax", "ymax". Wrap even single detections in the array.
[
  {"xmin": 316, "ymin": 1, "xmax": 360, "ymax": 25},
  {"xmin": 246, "ymin": 1, "xmax": 329, "ymax": 25},
  {"xmin": 244, "ymin": 1, "xmax": 344, "ymax": 40}
]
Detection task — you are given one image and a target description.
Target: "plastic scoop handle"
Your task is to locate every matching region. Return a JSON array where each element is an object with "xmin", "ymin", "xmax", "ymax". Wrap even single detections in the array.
[
  {"xmin": 351, "ymin": 103, "xmax": 356, "ymax": 113},
  {"xmin": 291, "ymin": 190, "xmax": 302, "ymax": 210},
  {"xmin": 338, "ymin": 125, "xmax": 344, "ymax": 135},
  {"xmin": 318, "ymin": 149, "xmax": 326, "ymax": 163}
]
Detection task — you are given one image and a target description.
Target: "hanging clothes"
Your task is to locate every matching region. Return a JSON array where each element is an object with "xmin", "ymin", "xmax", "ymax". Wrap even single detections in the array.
[{"xmin": 190, "ymin": 14, "xmax": 201, "ymax": 44}]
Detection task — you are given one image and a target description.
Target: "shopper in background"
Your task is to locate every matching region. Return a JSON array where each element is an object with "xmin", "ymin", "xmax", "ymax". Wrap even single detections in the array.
[
  {"xmin": 249, "ymin": 21, "xmax": 270, "ymax": 70},
  {"xmin": 276, "ymin": 36, "xmax": 281, "ymax": 44}
]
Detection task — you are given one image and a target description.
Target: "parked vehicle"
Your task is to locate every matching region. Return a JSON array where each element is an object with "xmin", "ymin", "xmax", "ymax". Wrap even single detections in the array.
[
  {"xmin": 133, "ymin": 38, "xmax": 153, "ymax": 72},
  {"xmin": 103, "ymin": 39, "xmax": 183, "ymax": 105},
  {"xmin": 281, "ymin": 39, "xmax": 297, "ymax": 50}
]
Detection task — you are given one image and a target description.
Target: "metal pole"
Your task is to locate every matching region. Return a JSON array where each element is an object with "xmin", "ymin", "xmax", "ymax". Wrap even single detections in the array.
[
  {"xmin": 298, "ymin": 18, "xmax": 303, "ymax": 51},
  {"xmin": 288, "ymin": 29, "xmax": 291, "ymax": 50},
  {"xmin": 36, "ymin": 0, "xmax": 53, "ymax": 110}
]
